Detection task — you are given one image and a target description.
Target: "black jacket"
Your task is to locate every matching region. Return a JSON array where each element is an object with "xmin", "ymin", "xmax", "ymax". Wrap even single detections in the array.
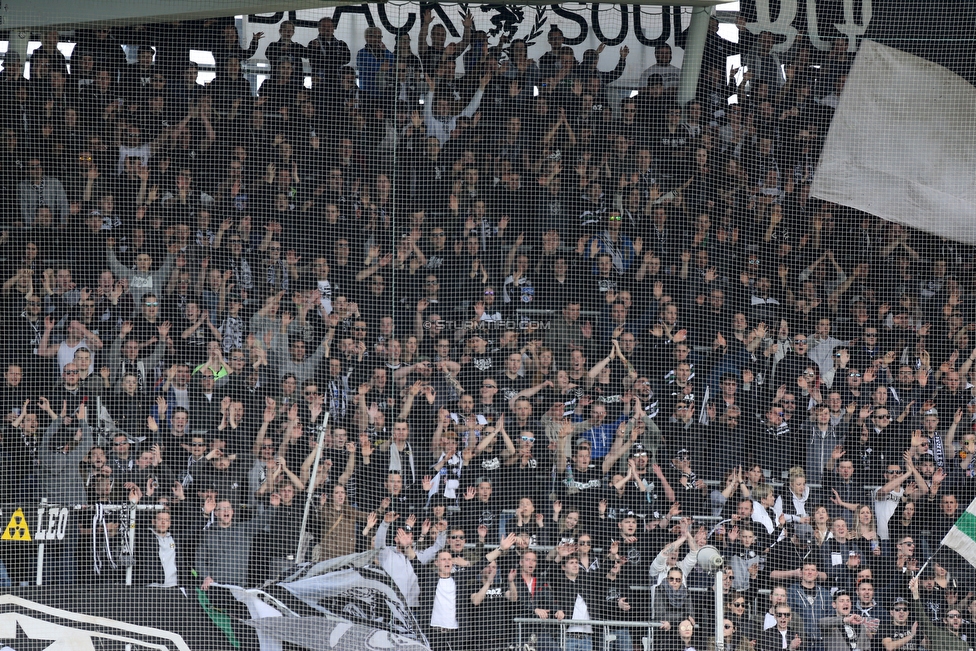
[
  {"xmin": 547, "ymin": 570, "xmax": 599, "ymax": 620},
  {"xmin": 133, "ymin": 501, "xmax": 198, "ymax": 587},
  {"xmin": 759, "ymin": 626, "xmax": 799, "ymax": 651}
]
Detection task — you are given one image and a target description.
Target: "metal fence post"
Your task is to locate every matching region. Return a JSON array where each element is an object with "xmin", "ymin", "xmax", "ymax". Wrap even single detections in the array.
[
  {"xmin": 125, "ymin": 502, "xmax": 138, "ymax": 586},
  {"xmin": 35, "ymin": 498, "xmax": 46, "ymax": 586}
]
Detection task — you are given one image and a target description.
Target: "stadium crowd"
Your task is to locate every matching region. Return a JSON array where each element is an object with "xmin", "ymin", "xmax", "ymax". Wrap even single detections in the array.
[{"xmin": 0, "ymin": 10, "xmax": 973, "ymax": 651}]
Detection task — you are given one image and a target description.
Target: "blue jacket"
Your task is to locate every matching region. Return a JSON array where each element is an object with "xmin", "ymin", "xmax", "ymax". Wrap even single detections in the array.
[
  {"xmin": 355, "ymin": 46, "xmax": 392, "ymax": 95},
  {"xmin": 787, "ymin": 581, "xmax": 832, "ymax": 644}
]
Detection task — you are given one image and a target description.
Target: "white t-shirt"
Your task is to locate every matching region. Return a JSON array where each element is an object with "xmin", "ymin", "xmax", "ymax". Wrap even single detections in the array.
[
  {"xmin": 58, "ymin": 340, "xmax": 94, "ymax": 374},
  {"xmin": 430, "ymin": 577, "xmax": 458, "ymax": 629},
  {"xmin": 569, "ymin": 592, "xmax": 592, "ymax": 634},
  {"xmin": 874, "ymin": 488, "xmax": 904, "ymax": 540},
  {"xmin": 152, "ymin": 530, "xmax": 179, "ymax": 588}
]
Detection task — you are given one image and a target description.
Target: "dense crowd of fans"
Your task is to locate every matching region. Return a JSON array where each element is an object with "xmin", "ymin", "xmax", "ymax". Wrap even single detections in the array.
[{"xmin": 0, "ymin": 10, "xmax": 974, "ymax": 651}]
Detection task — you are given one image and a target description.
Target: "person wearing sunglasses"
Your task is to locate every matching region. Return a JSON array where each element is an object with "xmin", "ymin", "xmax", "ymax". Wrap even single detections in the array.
[
  {"xmin": 763, "ymin": 586, "xmax": 801, "ymax": 632},
  {"xmin": 719, "ymin": 617, "xmax": 755, "ymax": 651},
  {"xmin": 726, "ymin": 593, "xmax": 760, "ymax": 646},
  {"xmin": 908, "ymin": 575, "xmax": 971, "ymax": 651},
  {"xmin": 774, "ymin": 333, "xmax": 812, "ymax": 389},
  {"xmin": 761, "ymin": 605, "xmax": 803, "ymax": 650},
  {"xmin": 878, "ymin": 596, "xmax": 916, "ymax": 651}
]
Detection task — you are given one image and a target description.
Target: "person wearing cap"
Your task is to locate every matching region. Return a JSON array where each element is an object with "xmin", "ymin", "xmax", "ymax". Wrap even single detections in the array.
[
  {"xmin": 908, "ymin": 575, "xmax": 970, "ymax": 650},
  {"xmin": 608, "ymin": 439, "xmax": 674, "ymax": 518},
  {"xmin": 665, "ymin": 446, "xmax": 710, "ymax": 516},
  {"xmin": 878, "ymin": 595, "xmax": 918, "ymax": 650},
  {"xmin": 1, "ymin": 49, "xmax": 23, "ymax": 79},
  {"xmin": 914, "ymin": 566, "xmax": 949, "ymax": 621},
  {"xmin": 818, "ymin": 588, "xmax": 871, "ymax": 651},
  {"xmin": 600, "ymin": 508, "xmax": 652, "ymax": 590}
]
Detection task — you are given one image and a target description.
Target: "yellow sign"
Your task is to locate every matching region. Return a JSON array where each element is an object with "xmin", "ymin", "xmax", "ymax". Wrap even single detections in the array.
[{"xmin": 1, "ymin": 508, "xmax": 31, "ymax": 541}]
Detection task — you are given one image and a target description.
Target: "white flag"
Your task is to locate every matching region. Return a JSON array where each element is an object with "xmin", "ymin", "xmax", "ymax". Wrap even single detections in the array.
[
  {"xmin": 811, "ymin": 40, "xmax": 976, "ymax": 244},
  {"xmin": 942, "ymin": 496, "xmax": 976, "ymax": 569}
]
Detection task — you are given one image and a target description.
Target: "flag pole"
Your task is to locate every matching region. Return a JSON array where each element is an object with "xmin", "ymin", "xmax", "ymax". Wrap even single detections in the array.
[
  {"xmin": 914, "ymin": 554, "xmax": 936, "ymax": 577},
  {"xmin": 296, "ymin": 410, "xmax": 330, "ymax": 564}
]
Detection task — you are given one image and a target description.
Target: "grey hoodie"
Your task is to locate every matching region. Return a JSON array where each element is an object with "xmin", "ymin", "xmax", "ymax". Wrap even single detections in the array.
[
  {"xmin": 106, "ymin": 247, "xmax": 175, "ymax": 306},
  {"xmin": 38, "ymin": 417, "xmax": 93, "ymax": 505}
]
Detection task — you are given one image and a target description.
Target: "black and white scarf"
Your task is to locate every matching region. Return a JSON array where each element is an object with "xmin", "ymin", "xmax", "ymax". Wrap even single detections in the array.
[{"xmin": 266, "ymin": 259, "xmax": 289, "ymax": 292}]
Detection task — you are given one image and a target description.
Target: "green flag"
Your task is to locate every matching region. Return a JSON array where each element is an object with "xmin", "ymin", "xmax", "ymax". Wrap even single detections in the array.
[
  {"xmin": 942, "ymin": 496, "xmax": 976, "ymax": 569},
  {"xmin": 195, "ymin": 587, "xmax": 241, "ymax": 649}
]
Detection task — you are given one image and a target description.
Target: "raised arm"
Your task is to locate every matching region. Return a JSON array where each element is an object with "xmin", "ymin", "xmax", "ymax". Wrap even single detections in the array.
[
  {"xmin": 36, "ymin": 316, "xmax": 59, "ymax": 358},
  {"xmin": 252, "ymin": 398, "xmax": 276, "ymax": 456}
]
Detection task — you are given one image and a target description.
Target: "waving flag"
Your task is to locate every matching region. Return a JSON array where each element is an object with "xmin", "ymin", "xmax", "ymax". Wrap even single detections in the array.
[{"xmin": 942, "ymin": 496, "xmax": 976, "ymax": 568}]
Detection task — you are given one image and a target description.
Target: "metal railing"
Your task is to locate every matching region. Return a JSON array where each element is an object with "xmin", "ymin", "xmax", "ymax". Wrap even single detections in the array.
[
  {"xmin": 514, "ymin": 617, "xmax": 663, "ymax": 651},
  {"xmin": 32, "ymin": 500, "xmax": 164, "ymax": 586}
]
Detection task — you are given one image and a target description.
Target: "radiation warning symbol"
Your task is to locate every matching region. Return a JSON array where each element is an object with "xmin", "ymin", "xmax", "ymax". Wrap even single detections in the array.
[{"xmin": 1, "ymin": 508, "xmax": 31, "ymax": 541}]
